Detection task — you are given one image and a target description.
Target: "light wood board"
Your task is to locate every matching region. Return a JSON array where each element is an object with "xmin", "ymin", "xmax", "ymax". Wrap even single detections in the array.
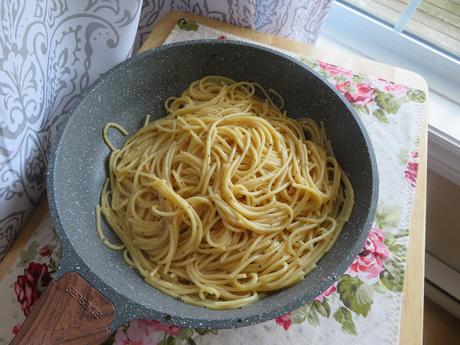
[{"xmin": 0, "ymin": 11, "xmax": 427, "ymax": 345}]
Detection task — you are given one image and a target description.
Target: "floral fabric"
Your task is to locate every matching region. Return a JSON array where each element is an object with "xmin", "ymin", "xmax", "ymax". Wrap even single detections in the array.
[{"xmin": 0, "ymin": 22, "xmax": 425, "ymax": 345}]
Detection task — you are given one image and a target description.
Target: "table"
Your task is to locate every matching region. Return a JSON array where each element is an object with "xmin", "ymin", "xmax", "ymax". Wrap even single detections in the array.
[{"xmin": 0, "ymin": 12, "xmax": 427, "ymax": 345}]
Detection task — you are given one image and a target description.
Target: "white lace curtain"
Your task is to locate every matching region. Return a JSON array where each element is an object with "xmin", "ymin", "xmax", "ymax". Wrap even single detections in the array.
[{"xmin": 0, "ymin": 0, "xmax": 332, "ymax": 258}]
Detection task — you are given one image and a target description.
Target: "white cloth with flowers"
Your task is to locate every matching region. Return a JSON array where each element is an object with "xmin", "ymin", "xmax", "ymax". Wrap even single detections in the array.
[{"xmin": 0, "ymin": 21, "xmax": 426, "ymax": 345}]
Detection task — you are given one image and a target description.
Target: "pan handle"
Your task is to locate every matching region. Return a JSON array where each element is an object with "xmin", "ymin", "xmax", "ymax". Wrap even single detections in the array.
[{"xmin": 9, "ymin": 272, "xmax": 116, "ymax": 345}]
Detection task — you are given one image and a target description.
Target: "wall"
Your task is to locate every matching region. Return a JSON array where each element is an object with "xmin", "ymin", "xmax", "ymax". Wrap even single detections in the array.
[
  {"xmin": 426, "ymin": 169, "xmax": 460, "ymax": 272},
  {"xmin": 425, "ymin": 168, "xmax": 460, "ymax": 318}
]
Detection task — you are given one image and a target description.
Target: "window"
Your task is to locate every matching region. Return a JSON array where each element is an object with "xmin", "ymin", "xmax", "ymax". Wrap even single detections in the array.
[
  {"xmin": 342, "ymin": 0, "xmax": 460, "ymax": 57},
  {"xmin": 406, "ymin": 0, "xmax": 460, "ymax": 57},
  {"xmin": 341, "ymin": 0, "xmax": 402, "ymax": 26}
]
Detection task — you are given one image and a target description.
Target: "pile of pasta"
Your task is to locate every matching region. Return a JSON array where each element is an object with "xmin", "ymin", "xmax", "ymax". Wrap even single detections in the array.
[{"xmin": 97, "ymin": 76, "xmax": 354, "ymax": 309}]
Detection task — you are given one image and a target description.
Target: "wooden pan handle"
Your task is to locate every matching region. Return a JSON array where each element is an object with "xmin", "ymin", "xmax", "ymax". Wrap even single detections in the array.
[{"xmin": 10, "ymin": 272, "xmax": 116, "ymax": 345}]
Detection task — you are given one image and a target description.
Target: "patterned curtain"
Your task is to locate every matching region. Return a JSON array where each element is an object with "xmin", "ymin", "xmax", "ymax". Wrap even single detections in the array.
[{"xmin": 0, "ymin": 0, "xmax": 332, "ymax": 259}]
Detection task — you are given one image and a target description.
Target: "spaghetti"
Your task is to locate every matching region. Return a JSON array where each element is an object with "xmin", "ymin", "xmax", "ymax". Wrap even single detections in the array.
[{"xmin": 97, "ymin": 76, "xmax": 354, "ymax": 309}]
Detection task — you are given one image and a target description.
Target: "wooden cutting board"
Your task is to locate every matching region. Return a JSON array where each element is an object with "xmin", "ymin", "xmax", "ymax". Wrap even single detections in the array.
[{"xmin": 0, "ymin": 11, "xmax": 427, "ymax": 345}]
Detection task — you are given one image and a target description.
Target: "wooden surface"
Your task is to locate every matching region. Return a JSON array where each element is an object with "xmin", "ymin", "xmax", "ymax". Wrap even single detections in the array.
[
  {"xmin": 0, "ymin": 199, "xmax": 48, "ymax": 281},
  {"xmin": 144, "ymin": 13, "xmax": 427, "ymax": 345},
  {"xmin": 0, "ymin": 11, "xmax": 427, "ymax": 345},
  {"xmin": 402, "ymin": 111, "xmax": 427, "ymax": 345},
  {"xmin": 10, "ymin": 272, "xmax": 115, "ymax": 345}
]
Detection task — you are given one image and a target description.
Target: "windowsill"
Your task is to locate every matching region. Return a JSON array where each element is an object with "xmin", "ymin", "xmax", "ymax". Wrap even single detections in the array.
[
  {"xmin": 427, "ymin": 92, "xmax": 460, "ymax": 141},
  {"xmin": 317, "ymin": 33, "xmax": 460, "ymax": 186}
]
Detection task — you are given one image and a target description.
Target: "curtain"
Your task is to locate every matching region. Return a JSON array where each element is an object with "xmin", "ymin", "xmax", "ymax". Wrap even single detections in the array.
[{"xmin": 0, "ymin": 0, "xmax": 333, "ymax": 259}]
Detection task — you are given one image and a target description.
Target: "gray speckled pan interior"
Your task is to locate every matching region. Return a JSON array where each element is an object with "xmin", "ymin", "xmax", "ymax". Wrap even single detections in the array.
[{"xmin": 47, "ymin": 40, "xmax": 378, "ymax": 331}]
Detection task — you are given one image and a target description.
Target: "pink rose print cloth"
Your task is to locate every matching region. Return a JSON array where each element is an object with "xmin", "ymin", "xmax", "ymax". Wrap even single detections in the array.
[
  {"xmin": 275, "ymin": 314, "xmax": 293, "ymax": 331},
  {"xmin": 114, "ymin": 320, "xmax": 182, "ymax": 345},
  {"xmin": 348, "ymin": 226, "xmax": 390, "ymax": 283},
  {"xmin": 14, "ymin": 262, "xmax": 52, "ymax": 316},
  {"xmin": 0, "ymin": 22, "xmax": 425, "ymax": 345},
  {"xmin": 336, "ymin": 81, "xmax": 375, "ymax": 105},
  {"xmin": 405, "ymin": 152, "xmax": 419, "ymax": 188},
  {"xmin": 318, "ymin": 61, "xmax": 353, "ymax": 78}
]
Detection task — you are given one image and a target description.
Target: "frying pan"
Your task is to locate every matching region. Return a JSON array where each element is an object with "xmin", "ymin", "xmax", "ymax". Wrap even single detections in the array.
[{"xmin": 11, "ymin": 40, "xmax": 378, "ymax": 345}]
